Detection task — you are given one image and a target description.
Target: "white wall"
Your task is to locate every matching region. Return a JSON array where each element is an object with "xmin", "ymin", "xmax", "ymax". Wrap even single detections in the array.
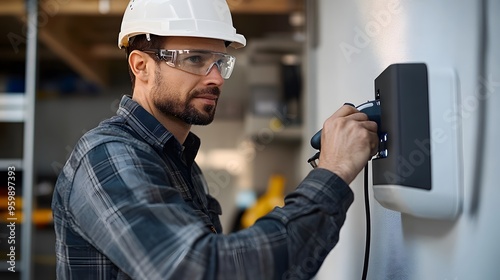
[{"xmin": 309, "ymin": 0, "xmax": 500, "ymax": 279}]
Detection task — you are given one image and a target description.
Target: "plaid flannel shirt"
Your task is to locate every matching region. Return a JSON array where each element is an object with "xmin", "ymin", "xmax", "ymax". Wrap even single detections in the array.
[{"xmin": 52, "ymin": 95, "xmax": 354, "ymax": 280}]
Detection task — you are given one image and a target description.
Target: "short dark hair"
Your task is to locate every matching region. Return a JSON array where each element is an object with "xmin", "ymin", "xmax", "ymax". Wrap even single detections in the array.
[{"xmin": 124, "ymin": 34, "xmax": 166, "ymax": 90}]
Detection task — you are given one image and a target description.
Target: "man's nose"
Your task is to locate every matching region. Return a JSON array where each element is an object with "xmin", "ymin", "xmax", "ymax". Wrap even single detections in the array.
[
  {"xmin": 204, "ymin": 62, "xmax": 224, "ymax": 85},
  {"xmin": 206, "ymin": 62, "xmax": 222, "ymax": 76}
]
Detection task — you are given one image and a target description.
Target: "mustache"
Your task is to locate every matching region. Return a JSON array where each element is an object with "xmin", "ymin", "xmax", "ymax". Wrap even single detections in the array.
[{"xmin": 192, "ymin": 87, "xmax": 221, "ymax": 98}]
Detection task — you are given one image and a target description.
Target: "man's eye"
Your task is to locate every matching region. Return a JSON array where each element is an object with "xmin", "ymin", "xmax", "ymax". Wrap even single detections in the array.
[{"xmin": 185, "ymin": 55, "xmax": 205, "ymax": 64}]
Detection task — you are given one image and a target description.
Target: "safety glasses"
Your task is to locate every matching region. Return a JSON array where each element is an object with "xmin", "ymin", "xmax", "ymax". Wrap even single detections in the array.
[{"xmin": 142, "ymin": 49, "xmax": 236, "ymax": 79}]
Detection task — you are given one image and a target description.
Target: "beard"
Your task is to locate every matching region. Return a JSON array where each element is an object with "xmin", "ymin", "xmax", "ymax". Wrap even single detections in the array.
[{"xmin": 151, "ymin": 67, "xmax": 220, "ymax": 125}]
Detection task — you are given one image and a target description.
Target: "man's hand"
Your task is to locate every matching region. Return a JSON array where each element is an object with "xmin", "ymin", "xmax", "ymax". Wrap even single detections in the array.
[{"xmin": 317, "ymin": 105, "xmax": 379, "ymax": 184}]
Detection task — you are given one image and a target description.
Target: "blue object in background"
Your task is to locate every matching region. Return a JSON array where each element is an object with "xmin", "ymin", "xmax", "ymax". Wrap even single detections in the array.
[{"xmin": 6, "ymin": 76, "xmax": 25, "ymax": 93}]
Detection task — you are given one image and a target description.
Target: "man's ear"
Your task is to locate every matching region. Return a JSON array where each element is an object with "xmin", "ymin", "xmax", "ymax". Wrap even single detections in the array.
[{"xmin": 129, "ymin": 50, "xmax": 152, "ymax": 83}]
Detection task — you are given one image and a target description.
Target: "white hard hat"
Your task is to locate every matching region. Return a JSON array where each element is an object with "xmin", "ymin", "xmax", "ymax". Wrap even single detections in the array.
[{"xmin": 118, "ymin": 0, "xmax": 246, "ymax": 49}]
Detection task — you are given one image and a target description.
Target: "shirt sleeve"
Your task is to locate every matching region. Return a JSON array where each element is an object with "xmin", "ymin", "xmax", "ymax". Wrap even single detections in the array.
[{"xmin": 67, "ymin": 141, "xmax": 354, "ymax": 280}]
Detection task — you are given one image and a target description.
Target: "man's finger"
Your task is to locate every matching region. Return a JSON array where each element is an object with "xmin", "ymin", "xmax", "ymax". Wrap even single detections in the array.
[
  {"xmin": 360, "ymin": 120, "xmax": 378, "ymax": 132},
  {"xmin": 345, "ymin": 111, "xmax": 369, "ymax": 121}
]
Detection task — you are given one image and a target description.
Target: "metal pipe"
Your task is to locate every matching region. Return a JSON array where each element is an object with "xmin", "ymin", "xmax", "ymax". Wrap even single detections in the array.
[{"xmin": 22, "ymin": 0, "xmax": 38, "ymax": 279}]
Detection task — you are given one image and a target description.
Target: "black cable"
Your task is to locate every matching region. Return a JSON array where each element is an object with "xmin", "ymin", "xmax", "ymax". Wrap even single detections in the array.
[{"xmin": 361, "ymin": 163, "xmax": 371, "ymax": 280}]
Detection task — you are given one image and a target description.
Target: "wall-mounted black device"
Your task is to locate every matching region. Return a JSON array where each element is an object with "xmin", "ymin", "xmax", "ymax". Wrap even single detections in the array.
[
  {"xmin": 309, "ymin": 63, "xmax": 462, "ymax": 220},
  {"xmin": 372, "ymin": 63, "xmax": 432, "ymax": 190},
  {"xmin": 372, "ymin": 63, "xmax": 463, "ymax": 220}
]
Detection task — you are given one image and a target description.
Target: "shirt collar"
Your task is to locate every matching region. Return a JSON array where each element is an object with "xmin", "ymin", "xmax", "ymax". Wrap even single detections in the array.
[{"xmin": 117, "ymin": 95, "xmax": 200, "ymax": 165}]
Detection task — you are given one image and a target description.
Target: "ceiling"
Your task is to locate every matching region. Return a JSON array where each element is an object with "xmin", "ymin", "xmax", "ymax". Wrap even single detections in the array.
[{"xmin": 0, "ymin": 0, "xmax": 305, "ymax": 93}]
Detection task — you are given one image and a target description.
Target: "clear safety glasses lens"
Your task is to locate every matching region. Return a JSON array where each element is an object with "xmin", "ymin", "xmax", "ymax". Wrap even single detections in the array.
[{"xmin": 143, "ymin": 49, "xmax": 236, "ymax": 79}]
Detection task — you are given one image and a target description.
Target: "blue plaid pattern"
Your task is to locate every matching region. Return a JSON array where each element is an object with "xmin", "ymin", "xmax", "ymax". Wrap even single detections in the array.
[{"xmin": 52, "ymin": 95, "xmax": 354, "ymax": 280}]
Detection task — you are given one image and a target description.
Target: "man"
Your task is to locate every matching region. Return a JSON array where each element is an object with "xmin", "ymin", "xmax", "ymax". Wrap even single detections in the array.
[{"xmin": 52, "ymin": 0, "xmax": 379, "ymax": 279}]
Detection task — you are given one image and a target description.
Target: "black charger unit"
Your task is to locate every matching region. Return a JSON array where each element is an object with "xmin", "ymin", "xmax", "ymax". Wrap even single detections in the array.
[
  {"xmin": 371, "ymin": 63, "xmax": 462, "ymax": 220},
  {"xmin": 308, "ymin": 63, "xmax": 462, "ymax": 219},
  {"xmin": 372, "ymin": 63, "xmax": 432, "ymax": 190}
]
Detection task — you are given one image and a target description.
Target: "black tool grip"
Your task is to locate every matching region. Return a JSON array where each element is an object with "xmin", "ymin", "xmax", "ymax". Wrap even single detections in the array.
[{"xmin": 310, "ymin": 100, "xmax": 381, "ymax": 150}]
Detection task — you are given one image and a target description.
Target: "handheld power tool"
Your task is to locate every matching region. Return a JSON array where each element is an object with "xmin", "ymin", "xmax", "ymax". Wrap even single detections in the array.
[{"xmin": 308, "ymin": 100, "xmax": 382, "ymax": 167}]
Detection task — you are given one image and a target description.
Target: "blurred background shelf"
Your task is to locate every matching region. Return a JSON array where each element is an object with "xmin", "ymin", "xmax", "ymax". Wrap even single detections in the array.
[{"xmin": 0, "ymin": 94, "xmax": 25, "ymax": 122}]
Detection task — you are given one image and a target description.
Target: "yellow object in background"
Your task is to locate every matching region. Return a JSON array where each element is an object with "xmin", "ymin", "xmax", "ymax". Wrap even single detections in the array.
[
  {"xmin": 0, "ymin": 196, "xmax": 53, "ymax": 226},
  {"xmin": 0, "ymin": 208, "xmax": 53, "ymax": 226},
  {"xmin": 241, "ymin": 174, "xmax": 286, "ymax": 228},
  {"xmin": 0, "ymin": 196, "xmax": 23, "ymax": 209}
]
